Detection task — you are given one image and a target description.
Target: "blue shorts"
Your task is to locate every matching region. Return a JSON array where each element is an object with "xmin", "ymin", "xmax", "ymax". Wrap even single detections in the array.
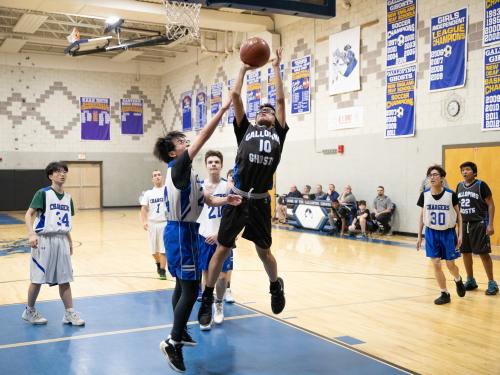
[
  {"xmin": 164, "ymin": 221, "xmax": 201, "ymax": 281},
  {"xmin": 198, "ymin": 235, "xmax": 234, "ymax": 272},
  {"xmin": 425, "ymin": 227, "xmax": 460, "ymax": 261}
]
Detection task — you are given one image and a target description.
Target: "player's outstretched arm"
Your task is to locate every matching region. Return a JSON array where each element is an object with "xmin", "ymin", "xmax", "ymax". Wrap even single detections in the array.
[
  {"xmin": 188, "ymin": 95, "xmax": 232, "ymax": 160},
  {"xmin": 204, "ymin": 193, "xmax": 242, "ymax": 207},
  {"xmin": 272, "ymin": 47, "xmax": 285, "ymax": 127},
  {"xmin": 232, "ymin": 63, "xmax": 252, "ymax": 125}
]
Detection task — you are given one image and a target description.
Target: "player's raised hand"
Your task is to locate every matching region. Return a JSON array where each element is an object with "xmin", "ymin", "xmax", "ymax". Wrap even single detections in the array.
[
  {"xmin": 272, "ymin": 47, "xmax": 283, "ymax": 67},
  {"xmin": 227, "ymin": 194, "xmax": 242, "ymax": 206}
]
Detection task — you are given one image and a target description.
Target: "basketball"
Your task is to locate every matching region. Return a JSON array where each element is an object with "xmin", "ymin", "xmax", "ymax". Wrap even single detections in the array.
[{"xmin": 239, "ymin": 37, "xmax": 271, "ymax": 68}]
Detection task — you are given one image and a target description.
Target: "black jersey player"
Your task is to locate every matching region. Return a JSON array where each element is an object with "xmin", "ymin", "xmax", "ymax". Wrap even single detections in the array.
[{"xmin": 198, "ymin": 48, "xmax": 288, "ymax": 327}]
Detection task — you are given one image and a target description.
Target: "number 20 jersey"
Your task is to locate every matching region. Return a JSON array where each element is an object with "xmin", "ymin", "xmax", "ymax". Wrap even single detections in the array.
[
  {"xmin": 197, "ymin": 179, "xmax": 227, "ymax": 238},
  {"xmin": 34, "ymin": 187, "xmax": 72, "ymax": 234},
  {"xmin": 423, "ymin": 188, "xmax": 457, "ymax": 230}
]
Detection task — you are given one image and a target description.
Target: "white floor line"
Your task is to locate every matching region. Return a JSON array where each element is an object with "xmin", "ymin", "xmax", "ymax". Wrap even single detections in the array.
[{"xmin": 0, "ymin": 313, "xmax": 260, "ymax": 350}]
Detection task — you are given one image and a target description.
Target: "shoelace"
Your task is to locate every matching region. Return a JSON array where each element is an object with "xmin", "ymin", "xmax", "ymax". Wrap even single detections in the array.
[
  {"xmin": 216, "ymin": 303, "xmax": 223, "ymax": 313},
  {"xmin": 67, "ymin": 311, "xmax": 80, "ymax": 321},
  {"xmin": 32, "ymin": 310, "xmax": 43, "ymax": 320}
]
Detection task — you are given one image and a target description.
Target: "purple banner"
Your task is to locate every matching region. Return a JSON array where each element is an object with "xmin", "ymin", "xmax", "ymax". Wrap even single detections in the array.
[
  {"xmin": 80, "ymin": 97, "xmax": 110, "ymax": 141},
  {"xmin": 227, "ymin": 79, "xmax": 235, "ymax": 125},
  {"xmin": 195, "ymin": 89, "xmax": 207, "ymax": 130},
  {"xmin": 246, "ymin": 70, "xmax": 261, "ymax": 120},
  {"xmin": 181, "ymin": 91, "xmax": 192, "ymax": 132},
  {"xmin": 211, "ymin": 82, "xmax": 223, "ymax": 127},
  {"xmin": 267, "ymin": 64, "xmax": 284, "ymax": 109},
  {"xmin": 291, "ymin": 55, "xmax": 311, "ymax": 115},
  {"xmin": 121, "ymin": 98, "xmax": 143, "ymax": 135}
]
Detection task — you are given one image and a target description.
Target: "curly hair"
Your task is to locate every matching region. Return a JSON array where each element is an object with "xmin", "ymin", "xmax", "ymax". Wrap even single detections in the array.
[{"xmin": 153, "ymin": 131, "xmax": 185, "ymax": 163}]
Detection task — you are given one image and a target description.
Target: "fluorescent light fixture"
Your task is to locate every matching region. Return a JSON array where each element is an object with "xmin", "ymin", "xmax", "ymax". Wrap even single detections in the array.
[
  {"xmin": 13, "ymin": 14, "xmax": 48, "ymax": 34},
  {"xmin": 104, "ymin": 17, "xmax": 124, "ymax": 33},
  {"xmin": 0, "ymin": 38, "xmax": 27, "ymax": 53}
]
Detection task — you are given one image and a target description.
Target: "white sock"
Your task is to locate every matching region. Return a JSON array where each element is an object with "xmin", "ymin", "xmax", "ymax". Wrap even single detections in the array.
[
  {"xmin": 27, "ymin": 306, "xmax": 35, "ymax": 312},
  {"xmin": 440, "ymin": 289, "xmax": 449, "ymax": 294},
  {"xmin": 65, "ymin": 307, "xmax": 75, "ymax": 313},
  {"xmin": 454, "ymin": 276, "xmax": 462, "ymax": 282}
]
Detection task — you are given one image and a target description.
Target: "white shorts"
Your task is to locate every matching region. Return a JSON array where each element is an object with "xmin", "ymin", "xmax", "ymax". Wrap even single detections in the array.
[
  {"xmin": 148, "ymin": 221, "xmax": 166, "ymax": 254},
  {"xmin": 30, "ymin": 234, "xmax": 73, "ymax": 285}
]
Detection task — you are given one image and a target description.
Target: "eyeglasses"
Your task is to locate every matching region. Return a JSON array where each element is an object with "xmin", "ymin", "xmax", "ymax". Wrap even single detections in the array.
[
  {"xmin": 54, "ymin": 170, "xmax": 68, "ymax": 175},
  {"xmin": 428, "ymin": 173, "xmax": 441, "ymax": 177},
  {"xmin": 176, "ymin": 138, "xmax": 191, "ymax": 146},
  {"xmin": 257, "ymin": 108, "xmax": 275, "ymax": 116}
]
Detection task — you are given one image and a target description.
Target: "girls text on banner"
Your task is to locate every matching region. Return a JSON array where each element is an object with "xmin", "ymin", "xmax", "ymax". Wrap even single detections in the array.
[
  {"xmin": 121, "ymin": 98, "xmax": 143, "ymax": 135},
  {"xmin": 227, "ymin": 79, "xmax": 235, "ymax": 125},
  {"xmin": 484, "ymin": 46, "xmax": 500, "ymax": 131},
  {"xmin": 211, "ymin": 82, "xmax": 223, "ymax": 127},
  {"xmin": 484, "ymin": 0, "xmax": 500, "ymax": 46},
  {"xmin": 246, "ymin": 70, "xmax": 261, "ymax": 120},
  {"xmin": 195, "ymin": 89, "xmax": 207, "ymax": 130},
  {"xmin": 386, "ymin": 65, "xmax": 416, "ymax": 138},
  {"xmin": 329, "ymin": 26, "xmax": 360, "ymax": 95},
  {"xmin": 387, "ymin": 0, "xmax": 417, "ymax": 67},
  {"xmin": 291, "ymin": 55, "xmax": 311, "ymax": 115},
  {"xmin": 430, "ymin": 8, "xmax": 467, "ymax": 92},
  {"xmin": 267, "ymin": 64, "xmax": 284, "ymax": 108},
  {"xmin": 181, "ymin": 91, "xmax": 192, "ymax": 132},
  {"xmin": 80, "ymin": 97, "xmax": 110, "ymax": 141}
]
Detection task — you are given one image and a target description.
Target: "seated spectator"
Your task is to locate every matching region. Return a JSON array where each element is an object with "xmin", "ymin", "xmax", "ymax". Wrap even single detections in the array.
[
  {"xmin": 348, "ymin": 200, "xmax": 378, "ymax": 239},
  {"xmin": 314, "ymin": 184, "xmax": 327, "ymax": 200},
  {"xmin": 326, "ymin": 184, "xmax": 340, "ymax": 202},
  {"xmin": 371, "ymin": 186, "xmax": 394, "ymax": 234},
  {"xmin": 276, "ymin": 185, "xmax": 302, "ymax": 223},
  {"xmin": 302, "ymin": 185, "xmax": 315, "ymax": 200}
]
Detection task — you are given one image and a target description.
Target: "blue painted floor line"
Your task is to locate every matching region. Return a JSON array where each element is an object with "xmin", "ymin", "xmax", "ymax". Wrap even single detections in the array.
[{"xmin": 0, "ymin": 289, "xmax": 414, "ymax": 375}]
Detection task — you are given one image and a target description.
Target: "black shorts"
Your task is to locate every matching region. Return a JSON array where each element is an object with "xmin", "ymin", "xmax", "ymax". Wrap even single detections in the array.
[
  {"xmin": 460, "ymin": 221, "xmax": 491, "ymax": 254},
  {"xmin": 217, "ymin": 197, "xmax": 272, "ymax": 249}
]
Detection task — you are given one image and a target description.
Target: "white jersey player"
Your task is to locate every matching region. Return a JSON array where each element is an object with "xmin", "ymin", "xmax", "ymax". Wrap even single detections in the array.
[
  {"xmin": 197, "ymin": 151, "xmax": 234, "ymax": 330},
  {"xmin": 23, "ymin": 162, "xmax": 84, "ymax": 326},
  {"xmin": 140, "ymin": 170, "xmax": 168, "ymax": 279}
]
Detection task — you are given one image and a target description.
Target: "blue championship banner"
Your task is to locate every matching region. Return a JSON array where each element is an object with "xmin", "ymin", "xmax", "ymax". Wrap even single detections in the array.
[
  {"xmin": 386, "ymin": 65, "xmax": 416, "ymax": 138},
  {"xmin": 484, "ymin": 46, "xmax": 500, "ymax": 131},
  {"xmin": 195, "ymin": 89, "xmax": 207, "ymax": 130},
  {"xmin": 227, "ymin": 79, "xmax": 235, "ymax": 125},
  {"xmin": 291, "ymin": 55, "xmax": 311, "ymax": 115},
  {"xmin": 484, "ymin": 0, "xmax": 500, "ymax": 46},
  {"xmin": 387, "ymin": 0, "xmax": 417, "ymax": 67},
  {"xmin": 80, "ymin": 97, "xmax": 110, "ymax": 141},
  {"xmin": 246, "ymin": 70, "xmax": 261, "ymax": 120},
  {"xmin": 181, "ymin": 91, "xmax": 192, "ymax": 132},
  {"xmin": 430, "ymin": 8, "xmax": 467, "ymax": 92},
  {"xmin": 121, "ymin": 98, "xmax": 143, "ymax": 135},
  {"xmin": 210, "ymin": 82, "xmax": 223, "ymax": 127},
  {"xmin": 267, "ymin": 63, "xmax": 284, "ymax": 109}
]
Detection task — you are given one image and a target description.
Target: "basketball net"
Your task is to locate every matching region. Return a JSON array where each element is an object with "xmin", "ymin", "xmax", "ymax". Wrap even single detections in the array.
[{"xmin": 163, "ymin": 1, "xmax": 201, "ymax": 42}]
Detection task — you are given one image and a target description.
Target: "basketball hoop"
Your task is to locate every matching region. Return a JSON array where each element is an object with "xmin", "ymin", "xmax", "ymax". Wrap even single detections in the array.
[{"xmin": 163, "ymin": 1, "xmax": 201, "ymax": 42}]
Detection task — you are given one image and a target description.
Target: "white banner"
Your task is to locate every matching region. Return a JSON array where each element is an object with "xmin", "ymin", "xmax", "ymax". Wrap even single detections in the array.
[
  {"xmin": 329, "ymin": 26, "xmax": 360, "ymax": 95},
  {"xmin": 328, "ymin": 107, "xmax": 364, "ymax": 131}
]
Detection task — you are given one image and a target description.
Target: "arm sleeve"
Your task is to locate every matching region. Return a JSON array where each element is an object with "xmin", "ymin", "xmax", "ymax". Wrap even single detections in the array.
[
  {"xmin": 70, "ymin": 199, "xmax": 75, "ymax": 216},
  {"xmin": 452, "ymin": 192, "xmax": 459, "ymax": 206},
  {"xmin": 29, "ymin": 190, "xmax": 45, "ymax": 211},
  {"xmin": 171, "ymin": 150, "xmax": 192, "ymax": 190},
  {"xmin": 481, "ymin": 181, "xmax": 492, "ymax": 200},
  {"xmin": 417, "ymin": 192, "xmax": 424, "ymax": 207},
  {"xmin": 233, "ymin": 114, "xmax": 250, "ymax": 145}
]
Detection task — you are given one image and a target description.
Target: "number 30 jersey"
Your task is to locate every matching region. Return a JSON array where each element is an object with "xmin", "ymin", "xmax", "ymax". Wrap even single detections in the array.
[
  {"xmin": 34, "ymin": 187, "xmax": 73, "ymax": 234},
  {"xmin": 197, "ymin": 179, "xmax": 227, "ymax": 238},
  {"xmin": 422, "ymin": 188, "xmax": 458, "ymax": 230}
]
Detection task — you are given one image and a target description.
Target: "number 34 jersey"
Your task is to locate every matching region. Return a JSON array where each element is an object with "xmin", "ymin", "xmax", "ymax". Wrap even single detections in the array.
[
  {"xmin": 197, "ymin": 179, "xmax": 227, "ymax": 238},
  {"xmin": 420, "ymin": 188, "xmax": 458, "ymax": 230},
  {"xmin": 34, "ymin": 187, "xmax": 73, "ymax": 234}
]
